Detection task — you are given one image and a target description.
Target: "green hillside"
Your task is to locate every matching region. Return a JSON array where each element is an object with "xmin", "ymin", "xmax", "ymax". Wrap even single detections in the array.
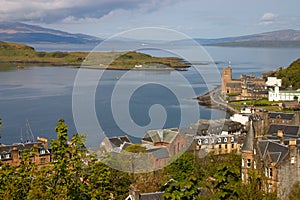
[
  {"xmin": 275, "ymin": 58, "xmax": 300, "ymax": 89},
  {"xmin": 0, "ymin": 41, "xmax": 189, "ymax": 69}
]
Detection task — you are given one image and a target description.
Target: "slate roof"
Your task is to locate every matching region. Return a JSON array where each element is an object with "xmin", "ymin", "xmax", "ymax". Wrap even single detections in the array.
[
  {"xmin": 268, "ymin": 112, "xmax": 295, "ymax": 120},
  {"xmin": 242, "ymin": 121, "xmax": 255, "ymax": 151},
  {"xmin": 0, "ymin": 142, "xmax": 45, "ymax": 154},
  {"xmin": 257, "ymin": 140, "xmax": 288, "ymax": 165},
  {"xmin": 149, "ymin": 147, "xmax": 170, "ymax": 159},
  {"xmin": 143, "ymin": 128, "xmax": 179, "ymax": 144},
  {"xmin": 226, "ymin": 82, "xmax": 241, "ymax": 88},
  {"xmin": 269, "ymin": 152, "xmax": 281, "ymax": 163},
  {"xmin": 267, "ymin": 124, "xmax": 300, "ymax": 137},
  {"xmin": 140, "ymin": 192, "xmax": 164, "ymax": 200},
  {"xmin": 109, "ymin": 135, "xmax": 131, "ymax": 148},
  {"xmin": 126, "ymin": 192, "xmax": 164, "ymax": 200}
]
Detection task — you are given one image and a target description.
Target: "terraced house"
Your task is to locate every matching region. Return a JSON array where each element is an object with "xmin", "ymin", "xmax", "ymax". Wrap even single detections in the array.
[{"xmin": 0, "ymin": 137, "xmax": 50, "ymax": 166}]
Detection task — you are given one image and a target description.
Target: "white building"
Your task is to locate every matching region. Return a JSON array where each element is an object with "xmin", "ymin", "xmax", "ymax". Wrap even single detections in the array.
[
  {"xmin": 266, "ymin": 77, "xmax": 282, "ymax": 87},
  {"xmin": 230, "ymin": 113, "xmax": 250, "ymax": 125},
  {"xmin": 269, "ymin": 85, "xmax": 300, "ymax": 102}
]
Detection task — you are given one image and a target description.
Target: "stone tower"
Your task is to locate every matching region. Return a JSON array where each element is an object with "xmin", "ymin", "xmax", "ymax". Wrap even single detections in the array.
[
  {"xmin": 241, "ymin": 120, "xmax": 255, "ymax": 183},
  {"xmin": 222, "ymin": 65, "xmax": 232, "ymax": 94}
]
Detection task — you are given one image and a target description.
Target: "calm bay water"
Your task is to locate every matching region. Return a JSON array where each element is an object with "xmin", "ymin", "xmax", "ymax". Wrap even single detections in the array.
[{"xmin": 0, "ymin": 45, "xmax": 299, "ymax": 146}]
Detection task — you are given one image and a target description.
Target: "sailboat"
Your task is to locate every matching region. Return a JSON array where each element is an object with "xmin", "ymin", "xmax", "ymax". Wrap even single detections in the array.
[{"xmin": 20, "ymin": 119, "xmax": 35, "ymax": 143}]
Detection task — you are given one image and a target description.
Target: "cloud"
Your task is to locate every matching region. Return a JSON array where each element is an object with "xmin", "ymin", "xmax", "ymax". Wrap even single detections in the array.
[
  {"xmin": 258, "ymin": 12, "xmax": 279, "ymax": 26},
  {"xmin": 0, "ymin": 0, "xmax": 179, "ymax": 24}
]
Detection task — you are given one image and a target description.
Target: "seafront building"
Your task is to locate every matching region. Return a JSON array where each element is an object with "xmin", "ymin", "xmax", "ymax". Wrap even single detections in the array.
[
  {"xmin": 0, "ymin": 137, "xmax": 51, "ymax": 166},
  {"xmin": 268, "ymin": 85, "xmax": 300, "ymax": 102},
  {"xmin": 221, "ymin": 65, "xmax": 267, "ymax": 100}
]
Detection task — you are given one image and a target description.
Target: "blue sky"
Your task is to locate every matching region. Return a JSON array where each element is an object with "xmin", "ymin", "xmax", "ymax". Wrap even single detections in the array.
[{"xmin": 1, "ymin": 0, "xmax": 300, "ymax": 38}]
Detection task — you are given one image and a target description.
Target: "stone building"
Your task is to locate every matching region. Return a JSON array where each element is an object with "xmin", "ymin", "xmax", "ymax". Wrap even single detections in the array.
[
  {"xmin": 241, "ymin": 120, "xmax": 300, "ymax": 199},
  {"xmin": 191, "ymin": 134, "xmax": 241, "ymax": 156},
  {"xmin": 142, "ymin": 128, "xmax": 188, "ymax": 156},
  {"xmin": 221, "ymin": 66, "xmax": 267, "ymax": 99},
  {"xmin": 0, "ymin": 137, "xmax": 51, "ymax": 166}
]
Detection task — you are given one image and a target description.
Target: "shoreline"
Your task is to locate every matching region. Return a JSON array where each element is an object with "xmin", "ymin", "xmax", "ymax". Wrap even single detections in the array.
[{"xmin": 197, "ymin": 85, "xmax": 238, "ymax": 115}]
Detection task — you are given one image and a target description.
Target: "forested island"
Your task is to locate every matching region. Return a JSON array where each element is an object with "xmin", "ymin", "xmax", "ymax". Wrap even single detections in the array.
[{"xmin": 0, "ymin": 41, "xmax": 189, "ymax": 70}]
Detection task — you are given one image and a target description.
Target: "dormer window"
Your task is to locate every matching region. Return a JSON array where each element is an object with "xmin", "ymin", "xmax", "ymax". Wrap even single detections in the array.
[
  {"xmin": 5, "ymin": 153, "xmax": 11, "ymax": 159},
  {"xmin": 231, "ymin": 137, "xmax": 234, "ymax": 142},
  {"xmin": 40, "ymin": 148, "xmax": 46, "ymax": 155}
]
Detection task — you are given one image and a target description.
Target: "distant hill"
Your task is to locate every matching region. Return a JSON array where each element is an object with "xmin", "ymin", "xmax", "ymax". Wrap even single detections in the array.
[
  {"xmin": 0, "ymin": 21, "xmax": 102, "ymax": 44},
  {"xmin": 195, "ymin": 29, "xmax": 300, "ymax": 47},
  {"xmin": 2, "ymin": 21, "xmax": 300, "ymax": 48}
]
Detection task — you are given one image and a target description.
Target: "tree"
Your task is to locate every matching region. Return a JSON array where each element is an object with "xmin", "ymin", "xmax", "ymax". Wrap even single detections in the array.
[
  {"xmin": 163, "ymin": 152, "xmax": 195, "ymax": 182},
  {"xmin": 162, "ymin": 152, "xmax": 199, "ymax": 199}
]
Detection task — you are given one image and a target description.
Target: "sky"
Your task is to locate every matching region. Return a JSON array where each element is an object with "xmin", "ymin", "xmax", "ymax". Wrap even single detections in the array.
[{"xmin": 1, "ymin": 0, "xmax": 300, "ymax": 39}]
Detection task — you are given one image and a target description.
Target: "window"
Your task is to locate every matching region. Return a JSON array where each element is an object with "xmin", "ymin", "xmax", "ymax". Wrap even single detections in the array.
[
  {"xmin": 265, "ymin": 168, "xmax": 268, "ymax": 177},
  {"xmin": 247, "ymin": 159, "xmax": 251, "ymax": 168},
  {"xmin": 198, "ymin": 139, "xmax": 202, "ymax": 145},
  {"xmin": 268, "ymin": 184, "xmax": 273, "ymax": 192},
  {"xmin": 40, "ymin": 148, "xmax": 46, "ymax": 155},
  {"xmin": 242, "ymin": 159, "xmax": 244, "ymax": 167},
  {"xmin": 219, "ymin": 144, "xmax": 222, "ymax": 149},
  {"xmin": 225, "ymin": 144, "xmax": 228, "ymax": 149},
  {"xmin": 291, "ymin": 157, "xmax": 295, "ymax": 165},
  {"xmin": 269, "ymin": 168, "xmax": 273, "ymax": 178},
  {"xmin": 254, "ymin": 161, "xmax": 256, "ymax": 169},
  {"xmin": 232, "ymin": 144, "xmax": 235, "ymax": 149},
  {"xmin": 224, "ymin": 137, "xmax": 227, "ymax": 142},
  {"xmin": 253, "ymin": 148, "xmax": 256, "ymax": 155},
  {"xmin": 5, "ymin": 154, "xmax": 11, "ymax": 159},
  {"xmin": 40, "ymin": 158, "xmax": 46, "ymax": 164},
  {"xmin": 231, "ymin": 137, "xmax": 234, "ymax": 142}
]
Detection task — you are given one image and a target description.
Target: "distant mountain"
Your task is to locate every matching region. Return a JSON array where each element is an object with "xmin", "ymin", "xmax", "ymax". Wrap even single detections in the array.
[
  {"xmin": 195, "ymin": 29, "xmax": 300, "ymax": 47},
  {"xmin": 0, "ymin": 21, "xmax": 102, "ymax": 44}
]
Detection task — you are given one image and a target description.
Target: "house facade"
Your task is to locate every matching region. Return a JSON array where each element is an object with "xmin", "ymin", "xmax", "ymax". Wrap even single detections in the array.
[
  {"xmin": 0, "ymin": 137, "xmax": 51, "ymax": 166},
  {"xmin": 269, "ymin": 85, "xmax": 300, "ymax": 102},
  {"xmin": 241, "ymin": 121, "xmax": 300, "ymax": 199}
]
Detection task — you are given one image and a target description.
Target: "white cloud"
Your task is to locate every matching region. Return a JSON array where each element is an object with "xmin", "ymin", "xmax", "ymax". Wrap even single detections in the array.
[
  {"xmin": 260, "ymin": 12, "xmax": 278, "ymax": 21},
  {"xmin": 258, "ymin": 12, "xmax": 279, "ymax": 26}
]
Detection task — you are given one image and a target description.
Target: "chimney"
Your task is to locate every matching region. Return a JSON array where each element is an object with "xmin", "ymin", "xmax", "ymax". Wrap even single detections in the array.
[
  {"xmin": 277, "ymin": 130, "xmax": 284, "ymax": 144},
  {"xmin": 11, "ymin": 146, "xmax": 19, "ymax": 164},
  {"xmin": 129, "ymin": 184, "xmax": 140, "ymax": 200},
  {"xmin": 37, "ymin": 137, "xmax": 48, "ymax": 150},
  {"xmin": 289, "ymin": 139, "xmax": 297, "ymax": 165},
  {"xmin": 289, "ymin": 139, "xmax": 296, "ymax": 146}
]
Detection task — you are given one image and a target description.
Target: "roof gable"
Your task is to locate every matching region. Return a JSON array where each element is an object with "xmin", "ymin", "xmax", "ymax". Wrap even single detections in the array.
[{"xmin": 143, "ymin": 128, "xmax": 179, "ymax": 144}]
